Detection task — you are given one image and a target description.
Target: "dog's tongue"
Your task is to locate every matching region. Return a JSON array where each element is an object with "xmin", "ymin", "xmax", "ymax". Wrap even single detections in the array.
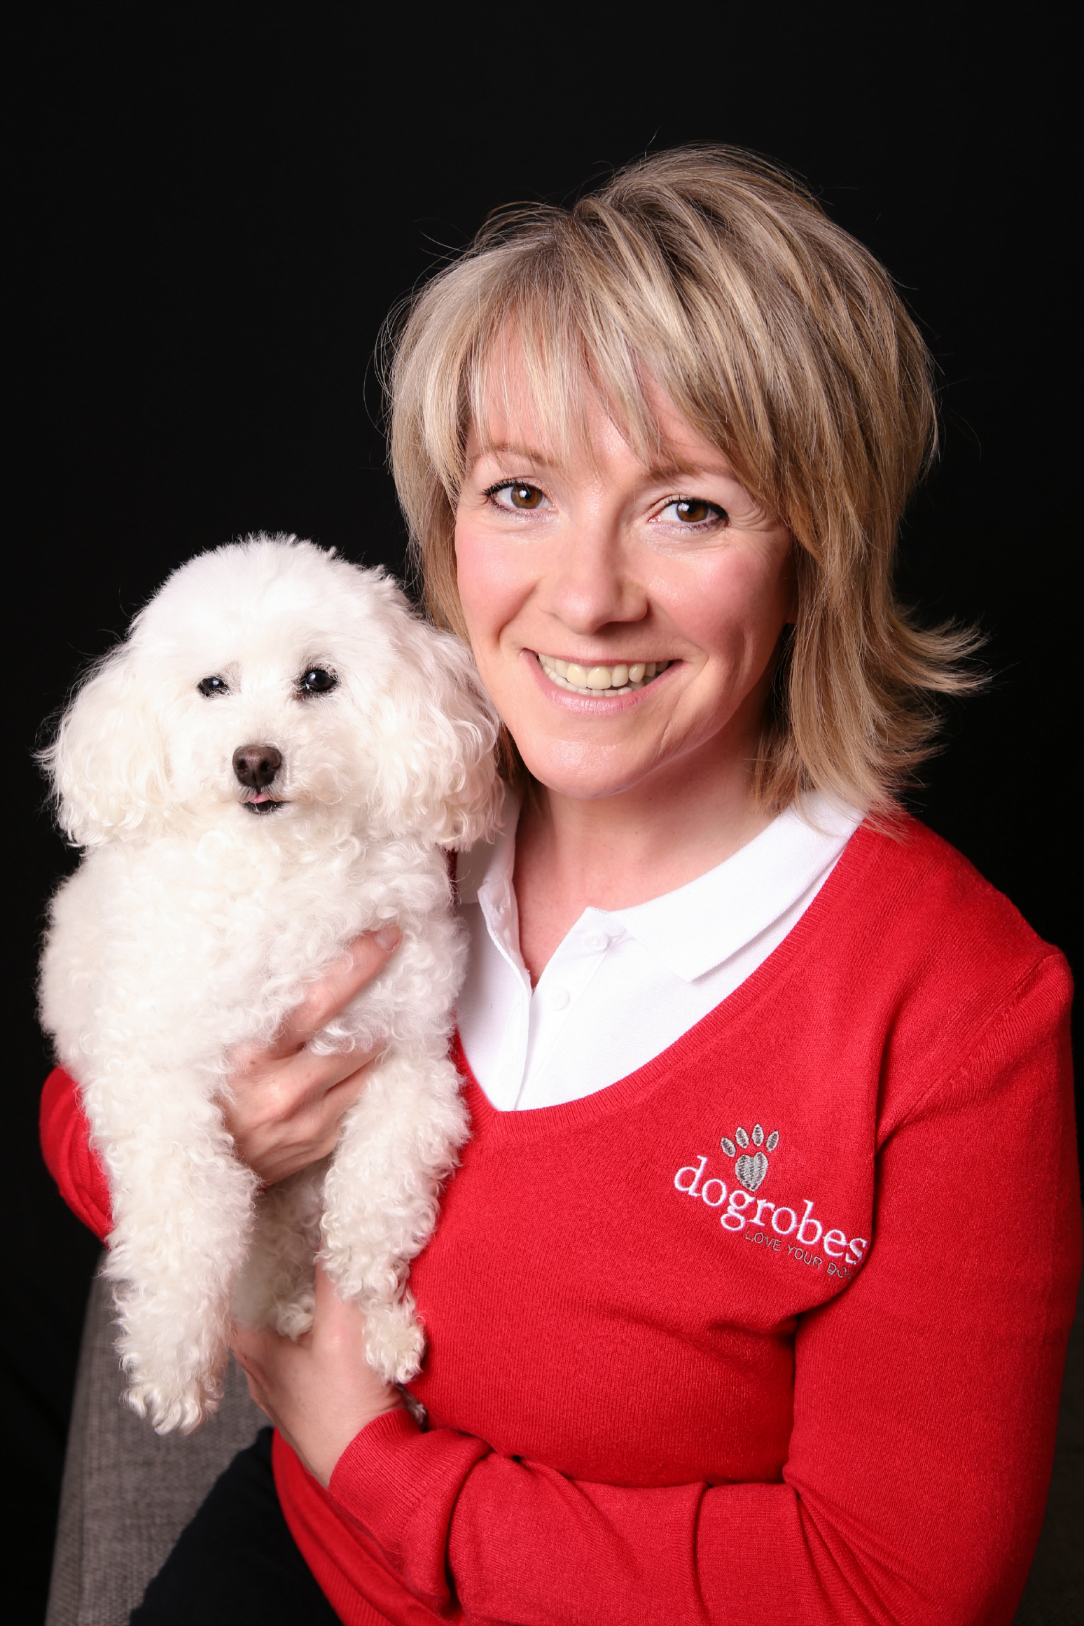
[{"xmin": 250, "ymin": 792, "xmax": 271, "ymax": 803}]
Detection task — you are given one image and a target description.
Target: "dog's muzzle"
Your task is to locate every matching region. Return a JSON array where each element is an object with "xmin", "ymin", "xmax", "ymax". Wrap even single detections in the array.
[{"xmin": 233, "ymin": 744, "xmax": 285, "ymax": 813}]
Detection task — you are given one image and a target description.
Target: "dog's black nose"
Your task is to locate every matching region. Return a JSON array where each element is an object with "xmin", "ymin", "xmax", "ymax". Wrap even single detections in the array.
[{"xmin": 232, "ymin": 744, "xmax": 283, "ymax": 789}]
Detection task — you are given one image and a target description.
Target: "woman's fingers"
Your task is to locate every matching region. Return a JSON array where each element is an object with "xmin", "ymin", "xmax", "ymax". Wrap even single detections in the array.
[
  {"xmin": 247, "ymin": 1043, "xmax": 381, "ymax": 1123},
  {"xmin": 230, "ymin": 1264, "xmax": 401, "ymax": 1486},
  {"xmin": 312, "ymin": 1257, "xmax": 351, "ymax": 1327},
  {"xmin": 221, "ymin": 926, "xmax": 401, "ymax": 1184},
  {"xmin": 266, "ymin": 926, "xmax": 402, "ymax": 1059},
  {"xmin": 273, "ymin": 1062, "xmax": 378, "ymax": 1162},
  {"xmin": 230, "ymin": 1056, "xmax": 381, "ymax": 1184},
  {"xmin": 229, "ymin": 928, "xmax": 401, "ymax": 1072},
  {"xmin": 230, "ymin": 1327, "xmax": 274, "ymax": 1418}
]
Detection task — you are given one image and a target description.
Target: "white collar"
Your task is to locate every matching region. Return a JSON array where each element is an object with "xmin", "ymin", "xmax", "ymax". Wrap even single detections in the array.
[{"xmin": 456, "ymin": 790, "xmax": 861, "ymax": 984}]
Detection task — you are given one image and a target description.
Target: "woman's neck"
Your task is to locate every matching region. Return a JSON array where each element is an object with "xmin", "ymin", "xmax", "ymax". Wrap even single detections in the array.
[{"xmin": 511, "ymin": 756, "xmax": 775, "ymax": 985}]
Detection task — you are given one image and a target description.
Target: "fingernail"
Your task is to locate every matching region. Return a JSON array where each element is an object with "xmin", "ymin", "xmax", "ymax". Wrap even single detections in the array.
[{"xmin": 374, "ymin": 924, "xmax": 401, "ymax": 952}]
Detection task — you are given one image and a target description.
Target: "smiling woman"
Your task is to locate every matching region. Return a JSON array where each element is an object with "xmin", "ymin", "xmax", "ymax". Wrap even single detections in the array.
[
  {"xmin": 43, "ymin": 147, "xmax": 1079, "ymax": 1626},
  {"xmin": 455, "ymin": 385, "xmax": 795, "ymax": 792}
]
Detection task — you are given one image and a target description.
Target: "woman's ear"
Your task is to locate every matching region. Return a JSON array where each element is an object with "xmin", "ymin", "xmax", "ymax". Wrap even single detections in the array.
[
  {"xmin": 39, "ymin": 641, "xmax": 171, "ymax": 847},
  {"xmin": 367, "ymin": 617, "xmax": 503, "ymax": 848}
]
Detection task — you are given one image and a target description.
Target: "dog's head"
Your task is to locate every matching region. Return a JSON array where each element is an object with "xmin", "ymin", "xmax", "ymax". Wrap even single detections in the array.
[{"xmin": 42, "ymin": 535, "xmax": 502, "ymax": 849}]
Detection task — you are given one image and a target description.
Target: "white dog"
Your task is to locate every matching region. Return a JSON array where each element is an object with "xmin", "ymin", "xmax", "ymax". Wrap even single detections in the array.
[{"xmin": 39, "ymin": 535, "xmax": 501, "ymax": 1433}]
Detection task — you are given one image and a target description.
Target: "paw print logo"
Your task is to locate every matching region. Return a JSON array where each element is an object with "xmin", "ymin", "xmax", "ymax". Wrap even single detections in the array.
[{"xmin": 720, "ymin": 1124, "xmax": 779, "ymax": 1192}]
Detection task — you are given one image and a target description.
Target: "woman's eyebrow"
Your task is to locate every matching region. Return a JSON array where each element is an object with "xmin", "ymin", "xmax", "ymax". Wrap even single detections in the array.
[
  {"xmin": 470, "ymin": 445, "xmax": 738, "ymax": 483},
  {"xmin": 468, "ymin": 442, "xmax": 552, "ymax": 471},
  {"xmin": 643, "ymin": 457, "xmax": 737, "ymax": 483}
]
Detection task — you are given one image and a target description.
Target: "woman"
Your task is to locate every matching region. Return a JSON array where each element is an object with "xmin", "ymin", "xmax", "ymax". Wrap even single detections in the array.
[{"xmin": 43, "ymin": 147, "xmax": 1079, "ymax": 1625}]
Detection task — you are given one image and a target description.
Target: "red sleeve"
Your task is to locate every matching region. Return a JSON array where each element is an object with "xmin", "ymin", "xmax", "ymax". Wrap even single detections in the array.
[
  {"xmin": 40, "ymin": 1066, "xmax": 113, "ymax": 1243},
  {"xmin": 324, "ymin": 955, "xmax": 1080, "ymax": 1625}
]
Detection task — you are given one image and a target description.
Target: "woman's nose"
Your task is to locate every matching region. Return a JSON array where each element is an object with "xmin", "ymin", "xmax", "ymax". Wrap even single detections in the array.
[{"xmin": 543, "ymin": 526, "xmax": 648, "ymax": 633}]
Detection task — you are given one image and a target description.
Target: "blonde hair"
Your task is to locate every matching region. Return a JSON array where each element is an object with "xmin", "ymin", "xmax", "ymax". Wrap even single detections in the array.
[{"xmin": 382, "ymin": 145, "xmax": 980, "ymax": 813}]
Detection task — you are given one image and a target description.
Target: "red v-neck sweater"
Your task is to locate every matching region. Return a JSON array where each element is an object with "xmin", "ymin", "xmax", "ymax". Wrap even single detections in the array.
[{"xmin": 42, "ymin": 820, "xmax": 1080, "ymax": 1626}]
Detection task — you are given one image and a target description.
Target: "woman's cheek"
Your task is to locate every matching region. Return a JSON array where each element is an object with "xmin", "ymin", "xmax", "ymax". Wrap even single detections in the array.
[
  {"xmin": 455, "ymin": 522, "xmax": 511, "ymax": 641},
  {"xmin": 666, "ymin": 541, "xmax": 792, "ymax": 657},
  {"xmin": 454, "ymin": 524, "xmax": 540, "ymax": 692}
]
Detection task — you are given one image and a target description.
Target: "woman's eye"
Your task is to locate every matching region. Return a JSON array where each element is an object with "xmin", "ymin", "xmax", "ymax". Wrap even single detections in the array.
[
  {"xmin": 298, "ymin": 667, "xmax": 338, "ymax": 695},
  {"xmin": 489, "ymin": 481, "xmax": 547, "ymax": 511},
  {"xmin": 198, "ymin": 676, "xmax": 229, "ymax": 697},
  {"xmin": 661, "ymin": 498, "xmax": 728, "ymax": 527}
]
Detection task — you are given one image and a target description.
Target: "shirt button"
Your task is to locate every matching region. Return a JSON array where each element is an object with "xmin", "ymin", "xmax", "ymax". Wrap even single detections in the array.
[
  {"xmin": 549, "ymin": 987, "xmax": 570, "ymax": 1010},
  {"xmin": 582, "ymin": 931, "xmax": 609, "ymax": 953},
  {"xmin": 499, "ymin": 1063, "xmax": 519, "ymax": 1090}
]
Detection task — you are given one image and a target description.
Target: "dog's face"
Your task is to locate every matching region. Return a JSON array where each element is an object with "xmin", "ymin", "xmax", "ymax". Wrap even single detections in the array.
[{"xmin": 44, "ymin": 536, "xmax": 501, "ymax": 849}]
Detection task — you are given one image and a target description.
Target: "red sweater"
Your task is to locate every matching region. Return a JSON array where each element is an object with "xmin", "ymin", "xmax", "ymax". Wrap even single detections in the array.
[{"xmin": 42, "ymin": 819, "xmax": 1081, "ymax": 1626}]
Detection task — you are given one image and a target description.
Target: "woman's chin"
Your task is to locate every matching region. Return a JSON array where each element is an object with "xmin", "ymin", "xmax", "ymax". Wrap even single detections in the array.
[{"xmin": 514, "ymin": 743, "xmax": 674, "ymax": 805}]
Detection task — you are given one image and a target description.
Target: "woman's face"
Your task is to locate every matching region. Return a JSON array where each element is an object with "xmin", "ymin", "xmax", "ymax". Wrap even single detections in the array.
[{"xmin": 454, "ymin": 369, "xmax": 796, "ymax": 807}]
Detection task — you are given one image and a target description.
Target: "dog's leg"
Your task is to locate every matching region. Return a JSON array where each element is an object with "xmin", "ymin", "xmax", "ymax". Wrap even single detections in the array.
[
  {"xmin": 233, "ymin": 1162, "xmax": 327, "ymax": 1338},
  {"xmin": 97, "ymin": 1092, "xmax": 260, "ymax": 1434},
  {"xmin": 320, "ymin": 1045, "xmax": 469, "ymax": 1384}
]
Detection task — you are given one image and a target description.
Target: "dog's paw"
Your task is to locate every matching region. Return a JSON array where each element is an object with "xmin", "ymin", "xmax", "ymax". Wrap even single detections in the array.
[
  {"xmin": 125, "ymin": 1377, "xmax": 217, "ymax": 1435},
  {"xmin": 364, "ymin": 1300, "xmax": 426, "ymax": 1385}
]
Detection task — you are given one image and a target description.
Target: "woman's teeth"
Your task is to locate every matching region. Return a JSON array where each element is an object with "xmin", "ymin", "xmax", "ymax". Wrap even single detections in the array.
[{"xmin": 537, "ymin": 653, "xmax": 670, "ymax": 695}]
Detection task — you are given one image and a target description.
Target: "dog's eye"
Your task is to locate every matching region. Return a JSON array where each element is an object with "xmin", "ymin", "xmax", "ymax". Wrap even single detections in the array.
[
  {"xmin": 198, "ymin": 676, "xmax": 230, "ymax": 697},
  {"xmin": 298, "ymin": 667, "xmax": 338, "ymax": 695}
]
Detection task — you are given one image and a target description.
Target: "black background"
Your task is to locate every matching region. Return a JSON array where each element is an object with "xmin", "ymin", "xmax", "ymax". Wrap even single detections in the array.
[{"xmin": 6, "ymin": 6, "xmax": 1078, "ymax": 1620}]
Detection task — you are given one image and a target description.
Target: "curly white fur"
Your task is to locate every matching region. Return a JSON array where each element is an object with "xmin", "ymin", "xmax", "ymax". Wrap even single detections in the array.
[{"xmin": 38, "ymin": 535, "xmax": 502, "ymax": 1433}]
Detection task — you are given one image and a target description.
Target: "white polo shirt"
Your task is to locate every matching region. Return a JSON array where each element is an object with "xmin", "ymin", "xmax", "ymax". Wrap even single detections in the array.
[{"xmin": 456, "ymin": 792, "xmax": 863, "ymax": 1112}]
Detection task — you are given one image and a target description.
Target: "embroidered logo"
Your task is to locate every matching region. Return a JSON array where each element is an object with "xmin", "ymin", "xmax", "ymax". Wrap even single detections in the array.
[
  {"xmin": 720, "ymin": 1124, "xmax": 779, "ymax": 1191},
  {"xmin": 673, "ymin": 1139, "xmax": 869, "ymax": 1278}
]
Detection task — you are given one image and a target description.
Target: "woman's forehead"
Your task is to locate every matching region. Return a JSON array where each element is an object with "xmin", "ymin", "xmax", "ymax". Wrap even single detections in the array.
[{"xmin": 466, "ymin": 338, "xmax": 734, "ymax": 481}]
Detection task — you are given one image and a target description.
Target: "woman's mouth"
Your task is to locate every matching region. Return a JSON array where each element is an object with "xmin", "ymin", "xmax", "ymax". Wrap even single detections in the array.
[{"xmin": 536, "ymin": 653, "xmax": 672, "ymax": 696}]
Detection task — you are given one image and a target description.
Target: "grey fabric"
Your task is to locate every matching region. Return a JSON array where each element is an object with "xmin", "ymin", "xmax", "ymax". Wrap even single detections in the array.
[
  {"xmin": 46, "ymin": 1262, "xmax": 264, "ymax": 1626},
  {"xmin": 1011, "ymin": 1256, "xmax": 1084, "ymax": 1624},
  {"xmin": 47, "ymin": 1249, "xmax": 1083, "ymax": 1626}
]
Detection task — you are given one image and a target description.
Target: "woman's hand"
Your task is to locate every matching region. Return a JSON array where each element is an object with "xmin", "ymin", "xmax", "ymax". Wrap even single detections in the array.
[
  {"xmin": 231, "ymin": 1261, "xmax": 403, "ymax": 1486},
  {"xmin": 221, "ymin": 926, "xmax": 401, "ymax": 1185}
]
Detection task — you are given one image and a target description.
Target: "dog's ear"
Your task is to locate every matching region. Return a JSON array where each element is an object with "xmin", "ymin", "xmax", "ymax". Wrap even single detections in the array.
[
  {"xmin": 39, "ymin": 639, "xmax": 171, "ymax": 847},
  {"xmin": 367, "ymin": 617, "xmax": 503, "ymax": 848}
]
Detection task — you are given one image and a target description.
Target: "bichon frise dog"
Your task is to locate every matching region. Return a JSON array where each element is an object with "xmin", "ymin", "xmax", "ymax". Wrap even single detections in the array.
[{"xmin": 39, "ymin": 534, "xmax": 501, "ymax": 1433}]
